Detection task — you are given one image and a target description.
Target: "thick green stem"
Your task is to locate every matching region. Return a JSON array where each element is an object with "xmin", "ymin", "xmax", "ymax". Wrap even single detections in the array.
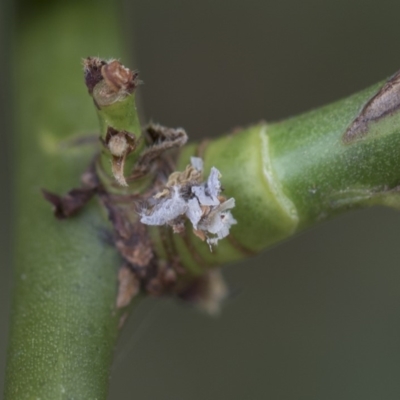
[
  {"xmin": 171, "ymin": 79, "xmax": 400, "ymax": 270},
  {"xmin": 5, "ymin": 1, "xmax": 130, "ymax": 398},
  {"xmin": 269, "ymin": 82, "xmax": 400, "ymax": 225}
]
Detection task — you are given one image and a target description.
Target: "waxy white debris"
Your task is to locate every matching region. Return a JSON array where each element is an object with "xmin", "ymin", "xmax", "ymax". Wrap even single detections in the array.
[{"xmin": 140, "ymin": 157, "xmax": 237, "ymax": 248}]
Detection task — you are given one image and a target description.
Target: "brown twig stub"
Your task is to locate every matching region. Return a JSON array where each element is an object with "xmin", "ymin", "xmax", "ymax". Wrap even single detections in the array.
[{"xmin": 344, "ymin": 70, "xmax": 400, "ymax": 143}]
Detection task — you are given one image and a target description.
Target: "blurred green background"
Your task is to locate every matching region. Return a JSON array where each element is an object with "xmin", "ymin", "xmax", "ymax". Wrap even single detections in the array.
[{"xmin": 3, "ymin": 0, "xmax": 400, "ymax": 399}]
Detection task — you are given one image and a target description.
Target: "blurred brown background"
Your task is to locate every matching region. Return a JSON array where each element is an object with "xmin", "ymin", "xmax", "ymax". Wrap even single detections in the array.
[{"xmin": 3, "ymin": 0, "xmax": 400, "ymax": 399}]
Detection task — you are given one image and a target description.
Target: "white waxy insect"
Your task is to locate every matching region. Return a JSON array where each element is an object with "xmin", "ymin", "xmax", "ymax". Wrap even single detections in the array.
[{"xmin": 140, "ymin": 157, "xmax": 237, "ymax": 248}]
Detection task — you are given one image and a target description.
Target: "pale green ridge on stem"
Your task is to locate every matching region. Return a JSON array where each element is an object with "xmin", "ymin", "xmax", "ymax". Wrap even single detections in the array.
[
  {"xmin": 5, "ymin": 1, "xmax": 130, "ymax": 399},
  {"xmin": 196, "ymin": 125, "xmax": 299, "ymax": 253},
  {"xmin": 170, "ymin": 125, "xmax": 300, "ymax": 271}
]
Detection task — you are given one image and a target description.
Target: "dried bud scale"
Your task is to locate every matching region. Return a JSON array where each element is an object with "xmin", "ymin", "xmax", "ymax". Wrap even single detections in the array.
[
  {"xmin": 108, "ymin": 134, "xmax": 130, "ymax": 157},
  {"xmin": 100, "ymin": 127, "xmax": 138, "ymax": 186},
  {"xmin": 101, "ymin": 60, "xmax": 138, "ymax": 95}
]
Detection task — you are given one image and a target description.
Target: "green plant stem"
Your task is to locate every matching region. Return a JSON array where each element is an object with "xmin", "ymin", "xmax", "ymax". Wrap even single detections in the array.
[
  {"xmin": 5, "ymin": 1, "xmax": 131, "ymax": 398},
  {"xmin": 95, "ymin": 79, "xmax": 145, "ymax": 184},
  {"xmin": 170, "ymin": 81, "xmax": 400, "ymax": 270},
  {"xmin": 6, "ymin": 0, "xmax": 400, "ymax": 398}
]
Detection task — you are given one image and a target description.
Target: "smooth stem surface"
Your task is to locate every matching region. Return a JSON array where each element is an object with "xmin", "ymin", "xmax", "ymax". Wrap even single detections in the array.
[{"xmin": 5, "ymin": 1, "xmax": 128, "ymax": 398}]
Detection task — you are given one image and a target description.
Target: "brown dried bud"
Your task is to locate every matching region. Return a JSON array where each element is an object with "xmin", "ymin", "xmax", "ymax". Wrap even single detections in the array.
[
  {"xmin": 108, "ymin": 134, "xmax": 130, "ymax": 157},
  {"xmin": 83, "ymin": 58, "xmax": 140, "ymax": 107},
  {"xmin": 103, "ymin": 127, "xmax": 137, "ymax": 186},
  {"xmin": 104, "ymin": 127, "xmax": 137, "ymax": 150},
  {"xmin": 101, "ymin": 60, "xmax": 138, "ymax": 94}
]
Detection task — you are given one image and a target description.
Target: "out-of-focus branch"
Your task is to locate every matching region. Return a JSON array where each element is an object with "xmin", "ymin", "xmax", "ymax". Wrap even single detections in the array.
[{"xmin": 4, "ymin": 2, "xmax": 133, "ymax": 399}]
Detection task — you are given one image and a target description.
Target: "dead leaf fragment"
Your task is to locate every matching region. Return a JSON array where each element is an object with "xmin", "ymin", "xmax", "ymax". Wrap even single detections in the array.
[
  {"xmin": 42, "ymin": 187, "xmax": 96, "ymax": 219},
  {"xmin": 134, "ymin": 124, "xmax": 188, "ymax": 174}
]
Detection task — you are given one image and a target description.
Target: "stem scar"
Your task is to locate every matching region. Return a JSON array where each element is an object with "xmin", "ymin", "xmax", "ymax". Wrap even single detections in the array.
[{"xmin": 344, "ymin": 70, "xmax": 400, "ymax": 143}]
